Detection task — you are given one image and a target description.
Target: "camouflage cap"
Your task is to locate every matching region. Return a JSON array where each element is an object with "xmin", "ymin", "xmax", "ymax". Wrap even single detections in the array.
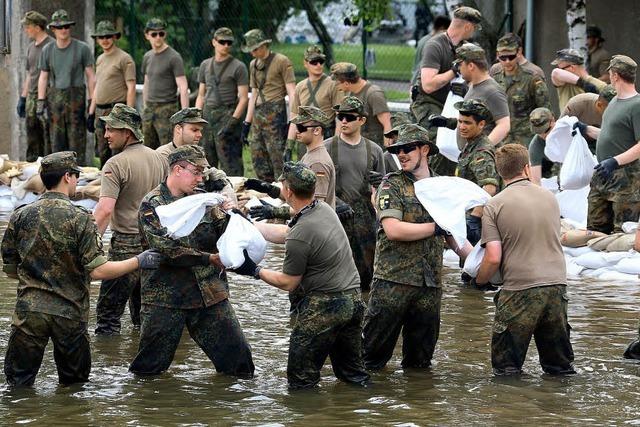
[
  {"xmin": 213, "ymin": 27, "xmax": 234, "ymax": 41},
  {"xmin": 304, "ymin": 45, "xmax": 326, "ymax": 62},
  {"xmin": 290, "ymin": 106, "xmax": 330, "ymax": 126},
  {"xmin": 48, "ymin": 9, "xmax": 75, "ymax": 28},
  {"xmin": 39, "ymin": 151, "xmax": 82, "ymax": 175},
  {"xmin": 277, "ymin": 161, "xmax": 316, "ymax": 194},
  {"xmin": 496, "ymin": 33, "xmax": 520, "ymax": 53},
  {"xmin": 21, "ymin": 11, "xmax": 47, "ymax": 28},
  {"xmin": 551, "ymin": 48, "xmax": 584, "ymax": 66},
  {"xmin": 91, "ymin": 21, "xmax": 121, "ymax": 38},
  {"xmin": 606, "ymin": 55, "xmax": 637, "ymax": 76},
  {"xmin": 453, "ymin": 6, "xmax": 482, "ymax": 28},
  {"xmin": 145, "ymin": 18, "xmax": 166, "ymax": 31},
  {"xmin": 241, "ymin": 29, "xmax": 271, "ymax": 53},
  {"xmin": 330, "ymin": 62, "xmax": 359, "ymax": 80},
  {"xmin": 529, "ymin": 107, "xmax": 554, "ymax": 134},
  {"xmin": 384, "ymin": 123, "xmax": 412, "ymax": 139},
  {"xmin": 390, "ymin": 124, "xmax": 439, "ymax": 156},
  {"xmin": 456, "ymin": 43, "xmax": 486, "ymax": 62},
  {"xmin": 454, "ymin": 99, "xmax": 493, "ymax": 121},
  {"xmin": 332, "ymin": 96, "xmax": 365, "ymax": 116},
  {"xmin": 168, "ymin": 145, "xmax": 210, "ymax": 168},
  {"xmin": 170, "ymin": 108, "xmax": 209, "ymax": 126},
  {"xmin": 598, "ymin": 84, "xmax": 617, "ymax": 103},
  {"xmin": 99, "ymin": 103, "xmax": 144, "ymax": 141}
]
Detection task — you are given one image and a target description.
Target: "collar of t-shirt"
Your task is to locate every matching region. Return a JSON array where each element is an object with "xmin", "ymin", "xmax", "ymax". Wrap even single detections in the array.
[
  {"xmin": 504, "ymin": 178, "xmax": 530, "ymax": 189},
  {"xmin": 288, "ymin": 199, "xmax": 319, "ymax": 228}
]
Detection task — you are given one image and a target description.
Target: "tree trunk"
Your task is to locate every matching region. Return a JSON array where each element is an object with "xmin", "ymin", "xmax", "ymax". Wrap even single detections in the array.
[
  {"xmin": 300, "ymin": 0, "xmax": 335, "ymax": 66},
  {"xmin": 566, "ymin": 0, "xmax": 587, "ymax": 59}
]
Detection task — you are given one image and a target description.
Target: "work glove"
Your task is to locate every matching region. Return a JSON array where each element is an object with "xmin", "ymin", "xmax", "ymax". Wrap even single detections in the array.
[
  {"xmin": 17, "ymin": 96, "xmax": 26, "ymax": 118},
  {"xmin": 594, "ymin": 157, "xmax": 619, "ymax": 182},
  {"xmin": 335, "ymin": 200, "xmax": 354, "ymax": 221},
  {"xmin": 231, "ymin": 208, "xmax": 252, "ymax": 222},
  {"xmin": 469, "ymin": 277, "xmax": 498, "ymax": 291},
  {"xmin": 86, "ymin": 113, "xmax": 96, "ymax": 133},
  {"xmin": 466, "ymin": 215, "xmax": 482, "ymax": 246},
  {"xmin": 249, "ymin": 199, "xmax": 290, "ymax": 221},
  {"xmin": 572, "ymin": 121, "xmax": 588, "ymax": 137},
  {"xmin": 451, "ymin": 60, "xmax": 461, "ymax": 76},
  {"xmin": 231, "ymin": 249, "xmax": 261, "ymax": 278},
  {"xmin": 244, "ymin": 178, "xmax": 281, "ymax": 199},
  {"xmin": 368, "ymin": 171, "xmax": 384, "ymax": 188},
  {"xmin": 217, "ymin": 116, "xmax": 241, "ymax": 140},
  {"xmin": 433, "ymin": 223, "xmax": 451, "ymax": 237},
  {"xmin": 576, "ymin": 77, "xmax": 598, "ymax": 94},
  {"xmin": 203, "ymin": 177, "xmax": 226, "ymax": 192},
  {"xmin": 241, "ymin": 121, "xmax": 251, "ymax": 146},
  {"xmin": 136, "ymin": 249, "xmax": 164, "ymax": 269},
  {"xmin": 36, "ymin": 99, "xmax": 47, "ymax": 117},
  {"xmin": 410, "ymin": 84, "xmax": 420, "ymax": 102},
  {"xmin": 450, "ymin": 82, "xmax": 468, "ymax": 98},
  {"xmin": 428, "ymin": 114, "xmax": 457, "ymax": 130}
]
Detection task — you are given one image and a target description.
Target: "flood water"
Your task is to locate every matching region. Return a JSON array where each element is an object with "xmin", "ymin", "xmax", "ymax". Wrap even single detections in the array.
[{"xmin": 0, "ymin": 217, "xmax": 639, "ymax": 425}]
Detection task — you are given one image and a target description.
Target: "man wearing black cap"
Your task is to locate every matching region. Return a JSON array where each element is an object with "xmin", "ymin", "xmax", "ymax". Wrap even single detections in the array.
[{"xmin": 586, "ymin": 26, "xmax": 611, "ymax": 83}]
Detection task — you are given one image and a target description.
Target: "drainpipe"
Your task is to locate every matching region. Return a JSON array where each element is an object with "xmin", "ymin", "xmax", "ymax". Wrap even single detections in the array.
[{"xmin": 525, "ymin": 0, "xmax": 535, "ymax": 61}]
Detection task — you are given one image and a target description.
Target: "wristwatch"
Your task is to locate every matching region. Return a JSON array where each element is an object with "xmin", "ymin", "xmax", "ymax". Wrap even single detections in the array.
[{"xmin": 253, "ymin": 266, "xmax": 262, "ymax": 280}]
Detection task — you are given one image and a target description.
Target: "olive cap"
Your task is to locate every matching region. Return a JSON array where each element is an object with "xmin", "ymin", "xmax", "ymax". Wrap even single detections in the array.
[
  {"xmin": 277, "ymin": 161, "xmax": 316, "ymax": 193},
  {"xmin": 168, "ymin": 145, "xmax": 210, "ymax": 168},
  {"xmin": 529, "ymin": 107, "xmax": 554, "ymax": 134},
  {"xmin": 40, "ymin": 151, "xmax": 82, "ymax": 175},
  {"xmin": 170, "ymin": 108, "xmax": 208, "ymax": 126},
  {"xmin": 99, "ymin": 103, "xmax": 144, "ymax": 141},
  {"xmin": 241, "ymin": 29, "xmax": 271, "ymax": 53}
]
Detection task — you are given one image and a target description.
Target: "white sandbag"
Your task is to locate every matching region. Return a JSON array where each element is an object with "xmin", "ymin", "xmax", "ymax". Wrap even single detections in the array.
[
  {"xmin": 443, "ymin": 249, "xmax": 460, "ymax": 266},
  {"xmin": 563, "ymin": 245, "xmax": 594, "ymax": 257},
  {"xmin": 602, "ymin": 251, "xmax": 634, "ymax": 264},
  {"xmin": 565, "ymin": 258, "xmax": 585, "ymax": 277},
  {"xmin": 414, "ymin": 176, "xmax": 491, "ymax": 247},
  {"xmin": 581, "ymin": 267, "xmax": 610, "ymax": 278},
  {"xmin": 545, "ymin": 115, "xmax": 578, "ymax": 162},
  {"xmin": 596, "ymin": 270, "xmax": 640, "ymax": 282},
  {"xmin": 72, "ymin": 199, "xmax": 98, "ymax": 211},
  {"xmin": 613, "ymin": 255, "xmax": 640, "ymax": 275},
  {"xmin": 0, "ymin": 186, "xmax": 13, "ymax": 197},
  {"xmin": 12, "ymin": 192, "xmax": 39, "ymax": 209},
  {"xmin": 19, "ymin": 160, "xmax": 41, "ymax": 180},
  {"xmin": 217, "ymin": 212, "xmax": 267, "ymax": 269},
  {"xmin": 559, "ymin": 131, "xmax": 597, "ymax": 190},
  {"xmin": 0, "ymin": 194, "xmax": 14, "ymax": 211},
  {"xmin": 573, "ymin": 251, "xmax": 615, "ymax": 269},
  {"xmin": 462, "ymin": 243, "xmax": 502, "ymax": 283},
  {"xmin": 622, "ymin": 222, "xmax": 638, "ymax": 233},
  {"xmin": 435, "ymin": 78, "xmax": 464, "ymax": 162},
  {"xmin": 556, "ymin": 186, "xmax": 589, "ymax": 228},
  {"xmin": 155, "ymin": 192, "xmax": 226, "ymax": 238},
  {"xmin": 541, "ymin": 176, "xmax": 560, "ymax": 193}
]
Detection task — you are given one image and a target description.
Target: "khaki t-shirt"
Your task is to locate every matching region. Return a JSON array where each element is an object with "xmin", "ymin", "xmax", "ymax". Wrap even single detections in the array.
[
  {"xmin": 283, "ymin": 201, "xmax": 360, "ymax": 293},
  {"xmin": 556, "ymin": 75, "xmax": 606, "ymax": 112},
  {"xmin": 457, "ymin": 78, "xmax": 509, "ymax": 148},
  {"xmin": 300, "ymin": 145, "xmax": 336, "ymax": 208},
  {"xmin": 95, "ymin": 47, "xmax": 136, "ymax": 104},
  {"xmin": 588, "ymin": 46, "xmax": 611, "ymax": 79},
  {"xmin": 560, "ymin": 92, "xmax": 602, "ymax": 126},
  {"xmin": 142, "ymin": 46, "xmax": 185, "ymax": 103},
  {"xmin": 100, "ymin": 143, "xmax": 168, "ymax": 233},
  {"xmin": 596, "ymin": 94, "xmax": 640, "ymax": 161},
  {"xmin": 348, "ymin": 82, "xmax": 389, "ymax": 146},
  {"xmin": 198, "ymin": 56, "xmax": 248, "ymax": 107},
  {"xmin": 481, "ymin": 179, "xmax": 566, "ymax": 291},
  {"xmin": 26, "ymin": 36, "xmax": 53, "ymax": 94},
  {"xmin": 290, "ymin": 75, "xmax": 343, "ymax": 122},
  {"xmin": 39, "ymin": 39, "xmax": 94, "ymax": 89},
  {"xmin": 249, "ymin": 52, "xmax": 295, "ymax": 104}
]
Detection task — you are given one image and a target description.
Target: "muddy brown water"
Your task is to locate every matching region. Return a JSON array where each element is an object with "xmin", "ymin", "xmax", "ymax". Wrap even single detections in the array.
[{"xmin": 0, "ymin": 218, "xmax": 639, "ymax": 425}]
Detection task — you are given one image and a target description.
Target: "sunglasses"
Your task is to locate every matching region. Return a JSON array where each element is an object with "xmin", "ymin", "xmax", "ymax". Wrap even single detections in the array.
[
  {"xmin": 149, "ymin": 31, "xmax": 165, "ymax": 38},
  {"xmin": 336, "ymin": 113, "xmax": 359, "ymax": 122},
  {"xmin": 97, "ymin": 35, "xmax": 113, "ymax": 40},
  {"xmin": 387, "ymin": 143, "xmax": 420, "ymax": 155},
  {"xmin": 498, "ymin": 54, "xmax": 517, "ymax": 62},
  {"xmin": 216, "ymin": 39, "xmax": 233, "ymax": 46},
  {"xmin": 53, "ymin": 24, "xmax": 72, "ymax": 30},
  {"xmin": 295, "ymin": 123, "xmax": 316, "ymax": 133},
  {"xmin": 308, "ymin": 59, "xmax": 325, "ymax": 66}
]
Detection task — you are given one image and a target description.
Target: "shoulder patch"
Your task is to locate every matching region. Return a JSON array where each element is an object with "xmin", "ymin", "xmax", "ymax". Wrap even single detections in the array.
[{"xmin": 378, "ymin": 194, "xmax": 390, "ymax": 210}]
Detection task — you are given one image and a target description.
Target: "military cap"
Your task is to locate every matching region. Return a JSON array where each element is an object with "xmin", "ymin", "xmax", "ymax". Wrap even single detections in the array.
[
  {"xmin": 99, "ymin": 103, "xmax": 144, "ymax": 141},
  {"xmin": 169, "ymin": 108, "xmax": 209, "ymax": 127},
  {"xmin": 587, "ymin": 26, "xmax": 604, "ymax": 41},
  {"xmin": 456, "ymin": 43, "xmax": 486, "ymax": 62},
  {"xmin": 168, "ymin": 145, "xmax": 210, "ymax": 168},
  {"xmin": 21, "ymin": 11, "xmax": 47, "ymax": 28},
  {"xmin": 332, "ymin": 96, "xmax": 365, "ymax": 116},
  {"xmin": 241, "ymin": 29, "xmax": 271, "ymax": 53},
  {"xmin": 598, "ymin": 84, "xmax": 617, "ymax": 103},
  {"xmin": 606, "ymin": 55, "xmax": 637, "ymax": 76},
  {"xmin": 330, "ymin": 62, "xmax": 359, "ymax": 80},
  {"xmin": 496, "ymin": 33, "xmax": 521, "ymax": 53},
  {"xmin": 454, "ymin": 99, "xmax": 493, "ymax": 121},
  {"xmin": 39, "ymin": 151, "xmax": 82, "ymax": 175},
  {"xmin": 91, "ymin": 21, "xmax": 121, "ymax": 38},
  {"xmin": 529, "ymin": 107, "xmax": 554, "ymax": 134},
  {"xmin": 551, "ymin": 48, "xmax": 584, "ymax": 66},
  {"xmin": 48, "ymin": 9, "xmax": 75, "ymax": 28},
  {"xmin": 304, "ymin": 45, "xmax": 326, "ymax": 62},
  {"xmin": 453, "ymin": 6, "xmax": 482, "ymax": 28},
  {"xmin": 290, "ymin": 106, "xmax": 330, "ymax": 126},
  {"xmin": 384, "ymin": 123, "xmax": 412, "ymax": 139},
  {"xmin": 388, "ymin": 124, "xmax": 439, "ymax": 157},
  {"xmin": 277, "ymin": 161, "xmax": 316, "ymax": 193},
  {"xmin": 213, "ymin": 27, "xmax": 234, "ymax": 41},
  {"xmin": 145, "ymin": 18, "xmax": 166, "ymax": 31}
]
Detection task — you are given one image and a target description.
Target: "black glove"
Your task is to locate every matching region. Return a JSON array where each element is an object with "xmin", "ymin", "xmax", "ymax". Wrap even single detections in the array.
[
  {"xmin": 451, "ymin": 60, "xmax": 461, "ymax": 76},
  {"xmin": 410, "ymin": 84, "xmax": 420, "ymax": 102},
  {"xmin": 36, "ymin": 99, "xmax": 46, "ymax": 117},
  {"xmin": 433, "ymin": 223, "xmax": 451, "ymax": 237},
  {"xmin": 335, "ymin": 200, "xmax": 354, "ymax": 221},
  {"xmin": 241, "ymin": 121, "xmax": 251, "ymax": 146},
  {"xmin": 17, "ymin": 96, "xmax": 26, "ymax": 118},
  {"xmin": 244, "ymin": 178, "xmax": 281, "ymax": 199},
  {"xmin": 86, "ymin": 113, "xmax": 96, "ymax": 133},
  {"xmin": 576, "ymin": 77, "xmax": 598, "ymax": 94},
  {"xmin": 594, "ymin": 157, "xmax": 619, "ymax": 182},
  {"xmin": 369, "ymin": 171, "xmax": 384, "ymax": 188},
  {"xmin": 248, "ymin": 199, "xmax": 290, "ymax": 221},
  {"xmin": 136, "ymin": 249, "xmax": 164, "ymax": 269},
  {"xmin": 572, "ymin": 121, "xmax": 588, "ymax": 137},
  {"xmin": 450, "ymin": 82, "xmax": 468, "ymax": 98},
  {"xmin": 466, "ymin": 215, "xmax": 482, "ymax": 246},
  {"xmin": 204, "ymin": 177, "xmax": 226, "ymax": 192},
  {"xmin": 217, "ymin": 116, "xmax": 241, "ymax": 139},
  {"xmin": 470, "ymin": 277, "xmax": 498, "ymax": 291},
  {"xmin": 428, "ymin": 114, "xmax": 457, "ymax": 130},
  {"xmin": 231, "ymin": 208, "xmax": 252, "ymax": 222},
  {"xmin": 283, "ymin": 148, "xmax": 293, "ymax": 163},
  {"xmin": 232, "ymin": 249, "xmax": 260, "ymax": 277}
]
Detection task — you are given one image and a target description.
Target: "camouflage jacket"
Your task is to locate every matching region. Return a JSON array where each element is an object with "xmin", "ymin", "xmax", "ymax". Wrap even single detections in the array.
[
  {"xmin": 374, "ymin": 171, "xmax": 444, "ymax": 288},
  {"xmin": 1, "ymin": 192, "xmax": 108, "ymax": 322},
  {"xmin": 456, "ymin": 134, "xmax": 500, "ymax": 189},
  {"xmin": 139, "ymin": 182, "xmax": 230, "ymax": 309}
]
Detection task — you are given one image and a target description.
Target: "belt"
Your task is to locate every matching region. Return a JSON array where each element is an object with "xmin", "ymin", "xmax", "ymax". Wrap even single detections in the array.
[
  {"xmin": 308, "ymin": 287, "xmax": 360, "ymax": 297},
  {"xmin": 96, "ymin": 101, "xmax": 125, "ymax": 109}
]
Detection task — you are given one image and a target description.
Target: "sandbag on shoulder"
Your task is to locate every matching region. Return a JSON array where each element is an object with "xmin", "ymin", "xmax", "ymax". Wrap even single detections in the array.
[
  {"xmin": 587, "ymin": 233, "xmax": 625, "ymax": 252},
  {"xmin": 561, "ymin": 229, "xmax": 606, "ymax": 248}
]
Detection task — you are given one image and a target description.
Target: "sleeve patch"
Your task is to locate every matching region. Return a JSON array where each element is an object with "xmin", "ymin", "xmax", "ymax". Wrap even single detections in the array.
[{"xmin": 378, "ymin": 194, "xmax": 390, "ymax": 210}]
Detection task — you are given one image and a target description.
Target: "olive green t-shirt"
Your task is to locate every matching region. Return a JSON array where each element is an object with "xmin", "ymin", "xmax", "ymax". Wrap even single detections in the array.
[
  {"xmin": 528, "ymin": 135, "xmax": 561, "ymax": 178},
  {"xmin": 300, "ymin": 145, "xmax": 336, "ymax": 208},
  {"xmin": 596, "ymin": 94, "xmax": 640, "ymax": 161},
  {"xmin": 198, "ymin": 56, "xmax": 248, "ymax": 107},
  {"xmin": 418, "ymin": 31, "xmax": 457, "ymax": 105},
  {"xmin": 39, "ymin": 39, "xmax": 94, "ymax": 89},
  {"xmin": 95, "ymin": 47, "xmax": 136, "ymax": 104},
  {"xmin": 347, "ymin": 82, "xmax": 389, "ymax": 146},
  {"xmin": 561, "ymin": 92, "xmax": 602, "ymax": 126},
  {"xmin": 249, "ymin": 52, "xmax": 295, "ymax": 104},
  {"xmin": 290, "ymin": 75, "xmax": 343, "ymax": 122},
  {"xmin": 142, "ymin": 46, "xmax": 185, "ymax": 103},
  {"xmin": 26, "ymin": 35, "xmax": 53, "ymax": 94},
  {"xmin": 283, "ymin": 201, "xmax": 360, "ymax": 292},
  {"xmin": 457, "ymin": 78, "xmax": 509, "ymax": 149}
]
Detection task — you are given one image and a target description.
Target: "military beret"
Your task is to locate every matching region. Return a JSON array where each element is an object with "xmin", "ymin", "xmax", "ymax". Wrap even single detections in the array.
[
  {"xmin": 454, "ymin": 98, "xmax": 493, "ymax": 121},
  {"xmin": 241, "ymin": 29, "xmax": 271, "ymax": 53},
  {"xmin": 453, "ymin": 6, "xmax": 482, "ymax": 27},
  {"xmin": 333, "ymin": 96, "xmax": 365, "ymax": 116},
  {"xmin": 21, "ymin": 11, "xmax": 47, "ymax": 28},
  {"xmin": 606, "ymin": 55, "xmax": 637, "ymax": 76},
  {"xmin": 40, "ymin": 151, "xmax": 82, "ymax": 175},
  {"xmin": 551, "ymin": 48, "xmax": 584, "ymax": 66},
  {"xmin": 598, "ymin": 85, "xmax": 617, "ymax": 103},
  {"xmin": 213, "ymin": 27, "xmax": 234, "ymax": 41},
  {"xmin": 304, "ymin": 45, "xmax": 326, "ymax": 62},
  {"xmin": 388, "ymin": 124, "xmax": 439, "ymax": 157},
  {"xmin": 168, "ymin": 145, "xmax": 210, "ymax": 168},
  {"xmin": 277, "ymin": 161, "xmax": 316, "ymax": 194},
  {"xmin": 99, "ymin": 103, "xmax": 144, "ymax": 141},
  {"xmin": 170, "ymin": 108, "xmax": 208, "ymax": 126},
  {"xmin": 330, "ymin": 62, "xmax": 359, "ymax": 80},
  {"xmin": 49, "ymin": 9, "xmax": 75, "ymax": 28},
  {"xmin": 456, "ymin": 43, "xmax": 486, "ymax": 62},
  {"xmin": 145, "ymin": 18, "xmax": 166, "ymax": 31},
  {"xmin": 290, "ymin": 106, "xmax": 330, "ymax": 126},
  {"xmin": 529, "ymin": 107, "xmax": 554, "ymax": 134}
]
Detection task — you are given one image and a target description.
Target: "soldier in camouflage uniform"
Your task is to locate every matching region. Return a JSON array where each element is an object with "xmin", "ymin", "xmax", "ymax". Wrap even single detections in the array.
[
  {"xmin": 2, "ymin": 151, "xmax": 158, "ymax": 386},
  {"xmin": 241, "ymin": 29, "xmax": 296, "ymax": 182},
  {"xmin": 528, "ymin": 108, "xmax": 562, "ymax": 187},
  {"xmin": 382, "ymin": 112, "xmax": 414, "ymax": 173},
  {"xmin": 234, "ymin": 162, "xmax": 369, "ymax": 389},
  {"xmin": 454, "ymin": 99, "xmax": 499, "ymax": 245},
  {"xmin": 130, "ymin": 145, "xmax": 254, "ymax": 376},
  {"xmin": 493, "ymin": 34, "xmax": 551, "ymax": 147},
  {"xmin": 363, "ymin": 124, "xmax": 470, "ymax": 370}
]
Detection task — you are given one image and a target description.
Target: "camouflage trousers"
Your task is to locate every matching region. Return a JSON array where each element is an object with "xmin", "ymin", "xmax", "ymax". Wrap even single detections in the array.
[
  {"xmin": 4, "ymin": 311, "xmax": 90, "ymax": 386},
  {"xmin": 363, "ymin": 279, "xmax": 442, "ymax": 370},
  {"xmin": 25, "ymin": 92, "xmax": 50, "ymax": 161},
  {"xmin": 95, "ymin": 232, "xmax": 142, "ymax": 335},
  {"xmin": 249, "ymin": 100, "xmax": 288, "ymax": 182},
  {"xmin": 95, "ymin": 105, "xmax": 117, "ymax": 167},
  {"xmin": 142, "ymin": 101, "xmax": 178, "ymax": 149},
  {"xmin": 129, "ymin": 300, "xmax": 255, "ymax": 376},
  {"xmin": 492, "ymin": 285, "xmax": 575, "ymax": 375},
  {"xmin": 340, "ymin": 195, "xmax": 376, "ymax": 290},
  {"xmin": 202, "ymin": 104, "xmax": 244, "ymax": 176},
  {"xmin": 48, "ymin": 87, "xmax": 87, "ymax": 164},
  {"xmin": 587, "ymin": 162, "xmax": 640, "ymax": 234},
  {"xmin": 288, "ymin": 289, "xmax": 369, "ymax": 389},
  {"xmin": 411, "ymin": 94, "xmax": 457, "ymax": 176}
]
